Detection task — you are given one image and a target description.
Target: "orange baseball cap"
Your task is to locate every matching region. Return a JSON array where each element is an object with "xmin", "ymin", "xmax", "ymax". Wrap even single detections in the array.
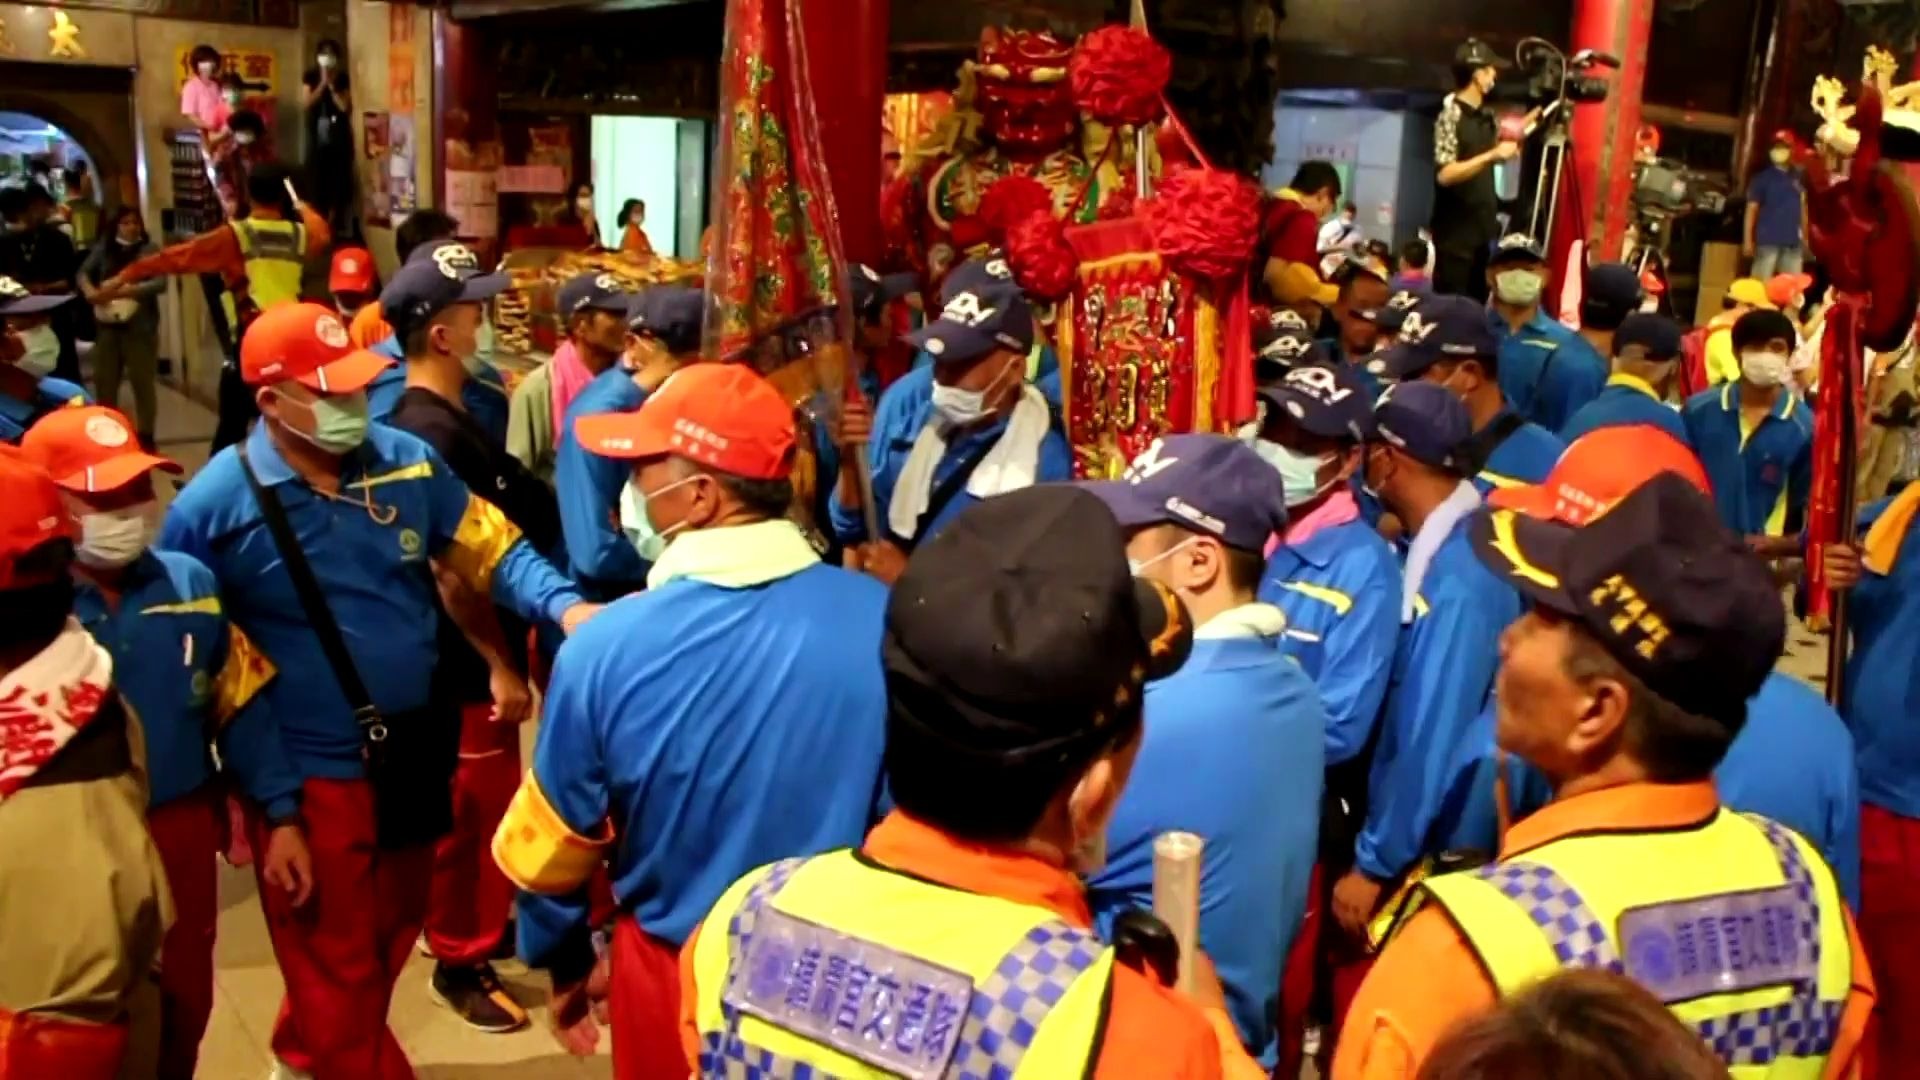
[
  {"xmin": 22, "ymin": 406, "xmax": 181, "ymax": 493},
  {"xmin": 1488, "ymin": 424, "xmax": 1712, "ymax": 527},
  {"xmin": 240, "ymin": 302, "xmax": 392, "ymax": 392},
  {"xmin": 1767, "ymin": 272, "xmax": 1813, "ymax": 309},
  {"xmin": 329, "ymin": 247, "xmax": 376, "ymax": 294},
  {"xmin": 0, "ymin": 445, "xmax": 77, "ymax": 589},
  {"xmin": 573, "ymin": 363, "xmax": 795, "ymax": 480}
]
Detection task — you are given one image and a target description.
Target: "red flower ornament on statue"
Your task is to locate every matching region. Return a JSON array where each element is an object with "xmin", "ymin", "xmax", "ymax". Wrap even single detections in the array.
[
  {"xmin": 977, "ymin": 175, "xmax": 1056, "ymax": 246},
  {"xmin": 1005, "ymin": 210, "xmax": 1077, "ymax": 302},
  {"xmin": 1144, "ymin": 166, "xmax": 1264, "ymax": 283},
  {"xmin": 1070, "ymin": 26, "xmax": 1172, "ymax": 128}
]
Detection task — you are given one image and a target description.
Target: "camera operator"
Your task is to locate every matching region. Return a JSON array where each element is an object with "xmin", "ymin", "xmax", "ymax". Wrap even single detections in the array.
[{"xmin": 1432, "ymin": 39, "xmax": 1521, "ymax": 301}]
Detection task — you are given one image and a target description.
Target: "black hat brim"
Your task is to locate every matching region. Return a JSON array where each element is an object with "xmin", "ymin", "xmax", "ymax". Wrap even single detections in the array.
[{"xmin": 1469, "ymin": 508, "xmax": 1583, "ymax": 615}]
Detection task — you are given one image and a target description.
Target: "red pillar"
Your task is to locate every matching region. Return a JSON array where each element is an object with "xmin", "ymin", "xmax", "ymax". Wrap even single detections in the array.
[
  {"xmin": 1553, "ymin": 0, "xmax": 1654, "ymax": 274},
  {"xmin": 796, "ymin": 0, "xmax": 889, "ymax": 266},
  {"xmin": 432, "ymin": 12, "xmax": 500, "ymax": 261}
]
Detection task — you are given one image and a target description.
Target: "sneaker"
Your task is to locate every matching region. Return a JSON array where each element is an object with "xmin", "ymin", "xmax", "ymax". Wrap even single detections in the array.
[{"xmin": 429, "ymin": 961, "xmax": 530, "ymax": 1033}]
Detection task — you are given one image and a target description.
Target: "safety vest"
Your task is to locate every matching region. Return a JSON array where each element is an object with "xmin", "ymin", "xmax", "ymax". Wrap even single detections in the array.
[
  {"xmin": 1422, "ymin": 810, "xmax": 1851, "ymax": 1078},
  {"xmin": 223, "ymin": 218, "xmax": 306, "ymax": 324},
  {"xmin": 688, "ymin": 849, "xmax": 1115, "ymax": 1080}
]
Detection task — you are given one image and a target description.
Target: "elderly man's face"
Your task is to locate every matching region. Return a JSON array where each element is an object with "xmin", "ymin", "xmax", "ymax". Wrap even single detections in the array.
[{"xmin": 1494, "ymin": 607, "xmax": 1601, "ymax": 779}]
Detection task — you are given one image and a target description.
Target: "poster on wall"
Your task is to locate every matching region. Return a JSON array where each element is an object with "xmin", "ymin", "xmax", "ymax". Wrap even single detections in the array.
[
  {"xmin": 174, "ymin": 45, "xmax": 278, "ymax": 126},
  {"xmin": 362, "ymin": 111, "xmax": 391, "ymax": 228},
  {"xmin": 525, "ymin": 123, "xmax": 573, "ymax": 223},
  {"xmin": 388, "ymin": 113, "xmax": 417, "ymax": 217},
  {"xmin": 446, "ymin": 169, "xmax": 499, "ymax": 239},
  {"xmin": 389, "ymin": 3, "xmax": 416, "ymax": 113}
]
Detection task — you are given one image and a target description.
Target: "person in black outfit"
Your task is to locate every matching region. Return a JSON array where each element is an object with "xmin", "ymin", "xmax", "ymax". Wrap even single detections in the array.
[
  {"xmin": 0, "ymin": 185, "xmax": 80, "ymax": 382},
  {"xmin": 377, "ymin": 245, "xmax": 559, "ymax": 1033},
  {"xmin": 1431, "ymin": 39, "xmax": 1520, "ymax": 302},
  {"xmin": 301, "ymin": 39, "xmax": 355, "ymax": 239}
]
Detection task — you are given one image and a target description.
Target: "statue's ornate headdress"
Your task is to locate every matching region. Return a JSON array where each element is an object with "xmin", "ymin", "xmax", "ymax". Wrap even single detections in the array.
[{"xmin": 1865, "ymin": 46, "xmax": 1899, "ymax": 85}]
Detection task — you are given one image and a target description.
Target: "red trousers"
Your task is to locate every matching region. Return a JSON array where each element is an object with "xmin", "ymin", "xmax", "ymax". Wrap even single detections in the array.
[
  {"xmin": 251, "ymin": 777, "xmax": 433, "ymax": 1080},
  {"xmin": 1860, "ymin": 803, "xmax": 1920, "ymax": 1080},
  {"xmin": 1275, "ymin": 862, "xmax": 1376, "ymax": 1077},
  {"xmin": 148, "ymin": 787, "xmax": 222, "ymax": 1080},
  {"xmin": 0, "ymin": 1007, "xmax": 127, "ymax": 1079},
  {"xmin": 425, "ymin": 705, "xmax": 521, "ymax": 966},
  {"xmin": 611, "ymin": 916, "xmax": 686, "ymax": 1080}
]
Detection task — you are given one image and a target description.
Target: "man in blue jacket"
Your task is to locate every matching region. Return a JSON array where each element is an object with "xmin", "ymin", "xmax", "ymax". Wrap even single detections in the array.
[
  {"xmin": 1682, "ymin": 307, "xmax": 1813, "ymax": 541},
  {"xmin": 364, "ymin": 239, "xmax": 513, "ymax": 445},
  {"xmin": 159, "ymin": 303, "xmax": 592, "ymax": 1080},
  {"xmin": 0, "ymin": 277, "xmax": 89, "ymax": 443},
  {"xmin": 1082, "ymin": 433, "xmax": 1325, "ymax": 1067},
  {"xmin": 1331, "ymin": 382, "xmax": 1520, "ymax": 946},
  {"xmin": 1382, "ymin": 293, "xmax": 1566, "ymax": 493},
  {"xmin": 554, "ymin": 285, "xmax": 699, "ymax": 601},
  {"xmin": 833, "ymin": 257, "xmax": 1070, "ymax": 584},
  {"xmin": 495, "ymin": 362, "xmax": 889, "ymax": 1078},
  {"xmin": 1559, "ymin": 312, "xmax": 1690, "ymax": 445},
  {"xmin": 1819, "ymin": 480, "xmax": 1920, "ymax": 1071},
  {"xmin": 24, "ymin": 404, "xmax": 285, "ymax": 1079},
  {"xmin": 1485, "ymin": 235, "xmax": 1606, "ymax": 431}
]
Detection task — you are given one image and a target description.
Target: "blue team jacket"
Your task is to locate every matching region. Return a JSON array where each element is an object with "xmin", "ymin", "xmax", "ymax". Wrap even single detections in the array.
[
  {"xmin": 159, "ymin": 422, "xmax": 580, "ymax": 801},
  {"xmin": 518, "ymin": 561, "xmax": 889, "ymax": 967},
  {"xmin": 0, "ymin": 375, "xmax": 90, "ymax": 443},
  {"xmin": 1682, "ymin": 384, "xmax": 1814, "ymax": 536},
  {"xmin": 828, "ymin": 364, "xmax": 1072, "ymax": 547},
  {"xmin": 1088, "ymin": 630, "xmax": 1325, "ymax": 1067},
  {"xmin": 1259, "ymin": 516, "xmax": 1401, "ymax": 765},
  {"xmin": 1844, "ymin": 494, "xmax": 1920, "ymax": 825},
  {"xmin": 555, "ymin": 365, "xmax": 649, "ymax": 597},
  {"xmin": 364, "ymin": 337, "xmax": 512, "ymax": 448},
  {"xmin": 1558, "ymin": 373, "xmax": 1690, "ymax": 446},
  {"xmin": 74, "ymin": 549, "xmax": 279, "ymax": 811},
  {"xmin": 1471, "ymin": 407, "xmax": 1566, "ymax": 495},
  {"xmin": 1439, "ymin": 671, "xmax": 1861, "ymax": 907},
  {"xmin": 1356, "ymin": 516, "xmax": 1521, "ymax": 881},
  {"xmin": 1491, "ymin": 310, "xmax": 1604, "ymax": 432}
]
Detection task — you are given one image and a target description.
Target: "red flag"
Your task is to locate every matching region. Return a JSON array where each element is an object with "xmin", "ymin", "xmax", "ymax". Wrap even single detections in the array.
[{"xmin": 1804, "ymin": 298, "xmax": 1864, "ymax": 623}]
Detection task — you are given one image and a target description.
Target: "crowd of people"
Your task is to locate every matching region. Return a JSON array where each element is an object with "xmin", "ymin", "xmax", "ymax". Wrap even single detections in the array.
[{"xmin": 0, "ymin": 73, "xmax": 1915, "ymax": 1080}]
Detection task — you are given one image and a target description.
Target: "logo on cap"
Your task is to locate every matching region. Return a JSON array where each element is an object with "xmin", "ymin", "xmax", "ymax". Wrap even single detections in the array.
[
  {"xmin": 1388, "ymin": 291, "xmax": 1421, "ymax": 311},
  {"xmin": 1270, "ymin": 309, "xmax": 1310, "ymax": 332},
  {"xmin": 315, "ymin": 313, "xmax": 349, "ymax": 349},
  {"xmin": 982, "ymin": 258, "xmax": 1012, "ymax": 280},
  {"xmin": 1262, "ymin": 335, "xmax": 1314, "ymax": 361},
  {"xmin": 1399, "ymin": 312, "xmax": 1436, "ymax": 344},
  {"xmin": 1122, "ymin": 438, "xmax": 1181, "ymax": 483},
  {"xmin": 1284, "ymin": 365, "xmax": 1356, "ymax": 405},
  {"xmin": 1589, "ymin": 573, "xmax": 1672, "ymax": 661},
  {"xmin": 84, "ymin": 415, "xmax": 129, "ymax": 448},
  {"xmin": 595, "ymin": 274, "xmax": 619, "ymax": 291},
  {"xmin": 431, "ymin": 244, "xmax": 480, "ymax": 280},
  {"xmin": 0, "ymin": 276, "xmax": 27, "ymax": 301},
  {"xmin": 340, "ymin": 256, "xmax": 360, "ymax": 275},
  {"xmin": 941, "ymin": 291, "xmax": 999, "ymax": 328}
]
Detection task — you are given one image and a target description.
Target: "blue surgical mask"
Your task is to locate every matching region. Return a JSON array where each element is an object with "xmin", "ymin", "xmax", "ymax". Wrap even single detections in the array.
[
  {"xmin": 1256, "ymin": 440, "xmax": 1336, "ymax": 507},
  {"xmin": 464, "ymin": 317, "xmax": 496, "ymax": 379},
  {"xmin": 619, "ymin": 474, "xmax": 696, "ymax": 561}
]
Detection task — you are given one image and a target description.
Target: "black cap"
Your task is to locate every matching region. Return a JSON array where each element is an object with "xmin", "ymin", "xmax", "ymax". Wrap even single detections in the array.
[
  {"xmin": 1456, "ymin": 38, "xmax": 1507, "ymax": 69},
  {"xmin": 1470, "ymin": 473, "xmax": 1785, "ymax": 726},
  {"xmin": 1583, "ymin": 263, "xmax": 1646, "ymax": 324},
  {"xmin": 1614, "ymin": 312, "xmax": 1683, "ymax": 362},
  {"xmin": 883, "ymin": 486, "xmax": 1193, "ymax": 763},
  {"xmin": 557, "ymin": 272, "xmax": 633, "ymax": 318},
  {"xmin": 1081, "ymin": 434, "xmax": 1291, "ymax": 552},
  {"xmin": 850, "ymin": 264, "xmax": 917, "ymax": 316},
  {"xmin": 626, "ymin": 285, "xmax": 704, "ymax": 355},
  {"xmin": 377, "ymin": 243, "xmax": 509, "ymax": 343}
]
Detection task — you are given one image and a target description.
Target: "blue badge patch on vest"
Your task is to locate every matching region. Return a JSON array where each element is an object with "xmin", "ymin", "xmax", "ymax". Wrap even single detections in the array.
[
  {"xmin": 725, "ymin": 907, "xmax": 975, "ymax": 1080},
  {"xmin": 1616, "ymin": 885, "xmax": 1817, "ymax": 1004}
]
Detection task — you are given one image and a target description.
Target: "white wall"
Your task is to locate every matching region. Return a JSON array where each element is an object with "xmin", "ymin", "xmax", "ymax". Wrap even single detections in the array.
[
  {"xmin": 1267, "ymin": 106, "xmax": 1431, "ymax": 248},
  {"xmin": 591, "ymin": 115, "xmax": 679, "ymax": 256}
]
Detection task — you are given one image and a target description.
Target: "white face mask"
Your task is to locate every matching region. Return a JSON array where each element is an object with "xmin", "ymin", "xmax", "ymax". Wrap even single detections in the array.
[
  {"xmin": 15, "ymin": 324, "xmax": 59, "ymax": 377},
  {"xmin": 1126, "ymin": 536, "xmax": 1198, "ymax": 577},
  {"xmin": 1494, "ymin": 269, "xmax": 1544, "ymax": 307},
  {"xmin": 234, "ymin": 132, "xmax": 256, "ymax": 146},
  {"xmin": 198, "ymin": 61, "xmax": 216, "ymax": 78},
  {"xmin": 620, "ymin": 474, "xmax": 697, "ymax": 561},
  {"xmin": 930, "ymin": 354, "xmax": 1021, "ymax": 428},
  {"xmin": 1740, "ymin": 349, "xmax": 1790, "ymax": 388},
  {"xmin": 76, "ymin": 501, "xmax": 158, "ymax": 569},
  {"xmin": 576, "ymin": 197, "xmax": 594, "ymax": 214},
  {"xmin": 317, "ymin": 53, "xmax": 337, "ymax": 69}
]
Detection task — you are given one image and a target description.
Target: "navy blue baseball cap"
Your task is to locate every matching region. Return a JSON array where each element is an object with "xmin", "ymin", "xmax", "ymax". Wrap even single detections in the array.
[
  {"xmin": 626, "ymin": 285, "xmax": 704, "ymax": 355},
  {"xmin": 1374, "ymin": 381, "xmax": 1472, "ymax": 472},
  {"xmin": 0, "ymin": 276, "xmax": 71, "ymax": 317},
  {"xmin": 850, "ymin": 264, "xmax": 917, "ymax": 316},
  {"xmin": 1613, "ymin": 312, "xmax": 1684, "ymax": 362},
  {"xmin": 1260, "ymin": 362, "xmax": 1379, "ymax": 442},
  {"xmin": 1376, "ymin": 295, "xmax": 1497, "ymax": 380},
  {"xmin": 1082, "ymin": 433, "xmax": 1290, "ymax": 551},
  {"xmin": 939, "ymin": 253, "xmax": 1016, "ymax": 304},
  {"xmin": 1489, "ymin": 233, "xmax": 1548, "ymax": 267},
  {"xmin": 557, "ymin": 272, "xmax": 632, "ymax": 320},
  {"xmin": 1584, "ymin": 263, "xmax": 1645, "ymax": 314},
  {"xmin": 1267, "ymin": 308, "xmax": 1314, "ymax": 334},
  {"xmin": 1255, "ymin": 325, "xmax": 1326, "ymax": 374},
  {"xmin": 378, "ymin": 243, "xmax": 509, "ymax": 342},
  {"xmin": 905, "ymin": 279, "xmax": 1034, "ymax": 364}
]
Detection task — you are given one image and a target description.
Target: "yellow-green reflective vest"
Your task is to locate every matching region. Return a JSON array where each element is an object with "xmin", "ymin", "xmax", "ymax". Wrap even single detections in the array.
[
  {"xmin": 688, "ymin": 849, "xmax": 1114, "ymax": 1079},
  {"xmin": 223, "ymin": 218, "xmax": 305, "ymax": 325},
  {"xmin": 1422, "ymin": 809, "xmax": 1852, "ymax": 1078}
]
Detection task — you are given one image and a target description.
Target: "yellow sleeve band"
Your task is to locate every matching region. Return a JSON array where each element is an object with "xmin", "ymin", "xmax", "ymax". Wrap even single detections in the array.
[
  {"xmin": 492, "ymin": 771, "xmax": 614, "ymax": 895},
  {"xmin": 442, "ymin": 494, "xmax": 525, "ymax": 599},
  {"xmin": 210, "ymin": 624, "xmax": 277, "ymax": 728}
]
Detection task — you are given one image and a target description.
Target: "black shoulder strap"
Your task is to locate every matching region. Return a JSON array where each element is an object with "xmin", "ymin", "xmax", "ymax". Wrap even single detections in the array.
[
  {"xmin": 1463, "ymin": 410, "xmax": 1528, "ymax": 474},
  {"xmin": 899, "ymin": 437, "xmax": 997, "ymax": 551},
  {"xmin": 238, "ymin": 444, "xmax": 388, "ymax": 744}
]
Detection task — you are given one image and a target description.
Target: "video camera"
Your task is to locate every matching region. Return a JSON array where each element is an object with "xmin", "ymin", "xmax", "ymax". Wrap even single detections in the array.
[{"xmin": 1516, "ymin": 39, "xmax": 1617, "ymax": 111}]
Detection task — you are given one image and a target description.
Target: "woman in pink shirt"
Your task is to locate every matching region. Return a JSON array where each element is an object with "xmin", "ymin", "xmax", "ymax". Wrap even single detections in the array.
[{"xmin": 180, "ymin": 44, "xmax": 231, "ymax": 140}]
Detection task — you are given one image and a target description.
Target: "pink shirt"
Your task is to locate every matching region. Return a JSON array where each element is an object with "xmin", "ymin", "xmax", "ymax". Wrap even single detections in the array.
[{"xmin": 181, "ymin": 76, "xmax": 231, "ymax": 133}]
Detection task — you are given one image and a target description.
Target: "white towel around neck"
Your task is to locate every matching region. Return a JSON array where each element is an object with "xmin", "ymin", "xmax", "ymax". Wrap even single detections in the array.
[
  {"xmin": 1401, "ymin": 480, "xmax": 1483, "ymax": 624},
  {"xmin": 888, "ymin": 384, "xmax": 1050, "ymax": 541}
]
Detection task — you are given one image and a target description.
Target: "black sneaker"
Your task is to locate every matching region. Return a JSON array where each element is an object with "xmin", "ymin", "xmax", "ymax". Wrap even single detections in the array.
[{"xmin": 429, "ymin": 962, "xmax": 530, "ymax": 1033}]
